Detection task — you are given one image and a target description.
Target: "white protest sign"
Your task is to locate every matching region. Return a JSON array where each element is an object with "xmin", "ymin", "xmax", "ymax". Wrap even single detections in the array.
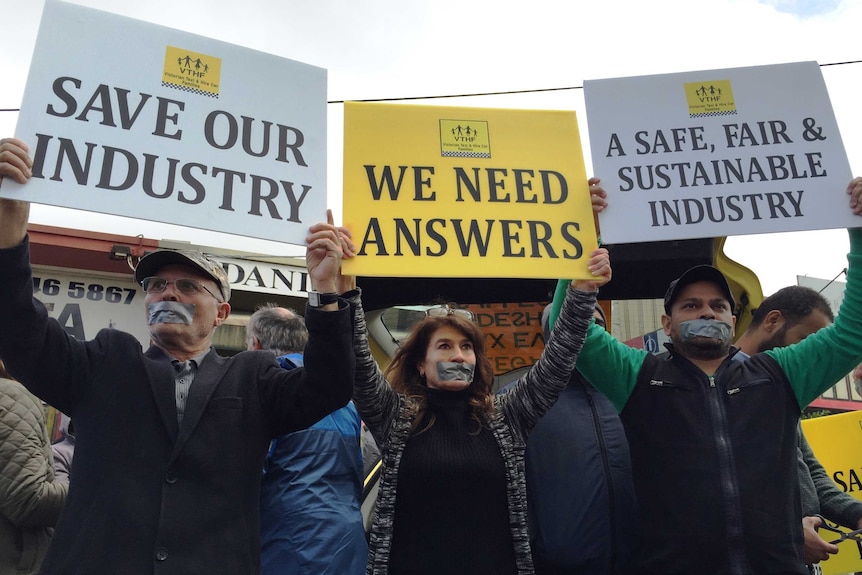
[
  {"xmin": 585, "ymin": 61, "xmax": 854, "ymax": 244},
  {"xmin": 2, "ymin": 0, "xmax": 326, "ymax": 247}
]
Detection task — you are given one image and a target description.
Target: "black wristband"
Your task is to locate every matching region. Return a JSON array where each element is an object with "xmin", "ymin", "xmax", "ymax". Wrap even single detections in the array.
[{"xmin": 308, "ymin": 291, "xmax": 339, "ymax": 308}]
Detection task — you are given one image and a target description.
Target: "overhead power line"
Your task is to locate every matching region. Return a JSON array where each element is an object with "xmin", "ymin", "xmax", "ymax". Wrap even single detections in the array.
[{"xmin": 2, "ymin": 59, "xmax": 861, "ymax": 112}]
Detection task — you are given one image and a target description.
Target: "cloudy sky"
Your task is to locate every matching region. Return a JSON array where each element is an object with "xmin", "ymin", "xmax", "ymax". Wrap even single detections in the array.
[{"xmin": 1, "ymin": 0, "xmax": 861, "ymax": 296}]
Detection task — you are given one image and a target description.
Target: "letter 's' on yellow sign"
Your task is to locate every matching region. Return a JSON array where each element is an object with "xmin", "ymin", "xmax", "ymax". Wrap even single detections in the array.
[{"xmin": 342, "ymin": 102, "xmax": 597, "ymax": 280}]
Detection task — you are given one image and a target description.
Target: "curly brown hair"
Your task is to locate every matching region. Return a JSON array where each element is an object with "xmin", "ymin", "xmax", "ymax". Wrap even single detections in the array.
[{"xmin": 384, "ymin": 314, "xmax": 494, "ymax": 434}]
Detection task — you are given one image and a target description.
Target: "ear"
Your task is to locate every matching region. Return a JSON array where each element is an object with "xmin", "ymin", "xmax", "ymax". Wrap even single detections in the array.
[
  {"xmin": 661, "ymin": 314, "xmax": 672, "ymax": 336},
  {"xmin": 762, "ymin": 309, "xmax": 783, "ymax": 333},
  {"xmin": 214, "ymin": 302, "xmax": 231, "ymax": 326}
]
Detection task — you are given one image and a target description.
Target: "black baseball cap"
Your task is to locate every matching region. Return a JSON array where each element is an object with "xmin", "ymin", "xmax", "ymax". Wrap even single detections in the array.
[{"xmin": 663, "ymin": 265, "xmax": 735, "ymax": 315}]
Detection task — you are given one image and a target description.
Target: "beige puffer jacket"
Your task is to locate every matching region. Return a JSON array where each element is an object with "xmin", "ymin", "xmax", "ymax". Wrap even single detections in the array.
[{"xmin": 0, "ymin": 377, "xmax": 68, "ymax": 575}]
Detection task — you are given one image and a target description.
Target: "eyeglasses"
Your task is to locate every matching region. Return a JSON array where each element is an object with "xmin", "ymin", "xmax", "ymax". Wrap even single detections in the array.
[
  {"xmin": 815, "ymin": 515, "xmax": 862, "ymax": 544},
  {"xmin": 140, "ymin": 277, "xmax": 222, "ymax": 302},
  {"xmin": 425, "ymin": 304, "xmax": 474, "ymax": 322}
]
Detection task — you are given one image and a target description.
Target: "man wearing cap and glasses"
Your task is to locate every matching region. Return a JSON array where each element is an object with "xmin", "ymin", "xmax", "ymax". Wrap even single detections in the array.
[
  {"xmin": 548, "ymin": 178, "xmax": 862, "ymax": 575},
  {"xmin": 0, "ymin": 137, "xmax": 354, "ymax": 575}
]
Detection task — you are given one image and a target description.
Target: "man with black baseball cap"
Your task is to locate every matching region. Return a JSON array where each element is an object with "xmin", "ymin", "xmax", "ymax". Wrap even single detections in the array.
[
  {"xmin": 663, "ymin": 264, "xmax": 736, "ymax": 315},
  {"xmin": 0, "ymin": 137, "xmax": 355, "ymax": 574},
  {"xmin": 545, "ymin": 178, "xmax": 862, "ymax": 575}
]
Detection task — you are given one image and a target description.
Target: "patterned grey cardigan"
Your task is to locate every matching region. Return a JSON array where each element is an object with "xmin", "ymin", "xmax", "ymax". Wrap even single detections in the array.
[{"xmin": 348, "ymin": 285, "xmax": 597, "ymax": 575}]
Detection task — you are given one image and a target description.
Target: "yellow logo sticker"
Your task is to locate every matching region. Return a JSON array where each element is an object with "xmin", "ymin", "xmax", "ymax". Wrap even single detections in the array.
[
  {"xmin": 440, "ymin": 119, "xmax": 491, "ymax": 158},
  {"xmin": 162, "ymin": 46, "xmax": 221, "ymax": 98},
  {"xmin": 685, "ymin": 80, "xmax": 736, "ymax": 118}
]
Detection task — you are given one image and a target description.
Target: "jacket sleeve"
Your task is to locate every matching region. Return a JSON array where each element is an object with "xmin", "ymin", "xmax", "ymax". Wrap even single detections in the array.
[
  {"xmin": 499, "ymin": 285, "xmax": 596, "ymax": 441},
  {"xmin": 257, "ymin": 299, "xmax": 355, "ymax": 435},
  {"xmin": 51, "ymin": 442, "xmax": 74, "ymax": 484},
  {"xmin": 345, "ymin": 289, "xmax": 401, "ymax": 447},
  {"xmin": 800, "ymin": 425, "xmax": 862, "ymax": 528},
  {"xmin": 0, "ymin": 237, "xmax": 93, "ymax": 415},
  {"xmin": 549, "ymin": 279, "xmax": 646, "ymax": 412},
  {"xmin": 769, "ymin": 228, "xmax": 862, "ymax": 408},
  {"xmin": 0, "ymin": 379, "xmax": 68, "ymax": 528}
]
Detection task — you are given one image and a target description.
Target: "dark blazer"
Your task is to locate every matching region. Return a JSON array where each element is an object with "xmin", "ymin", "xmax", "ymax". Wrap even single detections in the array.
[{"xmin": 0, "ymin": 239, "xmax": 354, "ymax": 575}]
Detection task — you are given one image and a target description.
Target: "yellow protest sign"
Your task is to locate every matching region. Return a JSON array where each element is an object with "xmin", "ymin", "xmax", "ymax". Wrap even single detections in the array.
[
  {"xmin": 801, "ymin": 411, "xmax": 862, "ymax": 575},
  {"xmin": 342, "ymin": 102, "xmax": 596, "ymax": 279}
]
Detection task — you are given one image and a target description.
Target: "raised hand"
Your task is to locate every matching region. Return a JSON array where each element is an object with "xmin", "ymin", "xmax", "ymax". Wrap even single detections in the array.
[
  {"xmin": 571, "ymin": 247, "xmax": 611, "ymax": 292},
  {"xmin": 588, "ymin": 177, "xmax": 608, "ymax": 214},
  {"xmin": 305, "ymin": 210, "xmax": 344, "ymax": 294},
  {"xmin": 0, "ymin": 138, "xmax": 33, "ymax": 248},
  {"xmin": 0, "ymin": 138, "xmax": 32, "ymax": 185},
  {"xmin": 847, "ymin": 177, "xmax": 862, "ymax": 216}
]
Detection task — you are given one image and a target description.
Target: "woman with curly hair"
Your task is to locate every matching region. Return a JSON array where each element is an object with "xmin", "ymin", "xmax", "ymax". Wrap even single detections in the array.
[{"xmin": 324, "ymin": 223, "xmax": 611, "ymax": 575}]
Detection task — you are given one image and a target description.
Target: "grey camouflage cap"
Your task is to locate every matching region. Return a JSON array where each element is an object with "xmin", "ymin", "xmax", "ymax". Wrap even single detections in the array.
[{"xmin": 134, "ymin": 249, "xmax": 231, "ymax": 302}]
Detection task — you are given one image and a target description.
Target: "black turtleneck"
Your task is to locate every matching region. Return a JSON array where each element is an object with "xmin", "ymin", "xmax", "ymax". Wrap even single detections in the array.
[{"xmin": 388, "ymin": 387, "xmax": 516, "ymax": 575}]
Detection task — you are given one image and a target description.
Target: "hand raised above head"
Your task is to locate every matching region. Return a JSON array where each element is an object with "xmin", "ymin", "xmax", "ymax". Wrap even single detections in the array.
[
  {"xmin": 306, "ymin": 210, "xmax": 344, "ymax": 294},
  {"xmin": 0, "ymin": 138, "xmax": 33, "ymax": 248},
  {"xmin": 0, "ymin": 138, "xmax": 33, "ymax": 185},
  {"xmin": 571, "ymin": 247, "xmax": 611, "ymax": 292},
  {"xmin": 588, "ymin": 177, "xmax": 608, "ymax": 214},
  {"xmin": 336, "ymin": 220, "xmax": 357, "ymax": 260},
  {"xmin": 334, "ymin": 212, "xmax": 357, "ymax": 293},
  {"xmin": 848, "ymin": 177, "xmax": 862, "ymax": 216}
]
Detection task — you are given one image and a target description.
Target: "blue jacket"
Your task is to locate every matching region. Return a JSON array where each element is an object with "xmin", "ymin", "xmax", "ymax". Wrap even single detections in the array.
[{"xmin": 260, "ymin": 354, "xmax": 368, "ymax": 575}]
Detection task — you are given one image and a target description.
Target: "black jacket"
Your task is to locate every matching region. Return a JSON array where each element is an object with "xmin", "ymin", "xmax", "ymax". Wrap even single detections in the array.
[
  {"xmin": 622, "ymin": 348, "xmax": 805, "ymax": 575},
  {"xmin": 0, "ymin": 238, "xmax": 354, "ymax": 575},
  {"xmin": 520, "ymin": 373, "xmax": 637, "ymax": 575}
]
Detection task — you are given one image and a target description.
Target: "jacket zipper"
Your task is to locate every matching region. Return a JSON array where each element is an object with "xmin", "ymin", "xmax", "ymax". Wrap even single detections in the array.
[{"xmin": 707, "ymin": 372, "xmax": 751, "ymax": 575}]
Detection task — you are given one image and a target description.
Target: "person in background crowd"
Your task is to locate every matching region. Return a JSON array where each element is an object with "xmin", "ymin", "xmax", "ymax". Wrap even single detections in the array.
[
  {"xmin": 504, "ymin": 303, "xmax": 637, "ymax": 575},
  {"xmin": 548, "ymin": 177, "xmax": 862, "ymax": 575},
  {"xmin": 247, "ymin": 303, "xmax": 367, "ymax": 575},
  {"xmin": 0, "ymin": 358, "xmax": 68, "ymax": 575},
  {"xmin": 0, "ymin": 137, "xmax": 354, "ymax": 574},
  {"xmin": 51, "ymin": 417, "xmax": 75, "ymax": 483},
  {"xmin": 734, "ymin": 285, "xmax": 862, "ymax": 575},
  {"xmin": 334, "ymin": 216, "xmax": 611, "ymax": 574}
]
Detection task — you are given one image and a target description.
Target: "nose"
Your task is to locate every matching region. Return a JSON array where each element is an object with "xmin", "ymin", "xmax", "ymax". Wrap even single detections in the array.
[
  {"xmin": 159, "ymin": 281, "xmax": 181, "ymax": 301},
  {"xmin": 698, "ymin": 305, "xmax": 715, "ymax": 319},
  {"xmin": 451, "ymin": 348, "xmax": 465, "ymax": 362}
]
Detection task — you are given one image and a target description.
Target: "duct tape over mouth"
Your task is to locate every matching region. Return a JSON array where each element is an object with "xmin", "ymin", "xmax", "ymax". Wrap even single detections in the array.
[
  {"xmin": 148, "ymin": 301, "xmax": 195, "ymax": 325},
  {"xmin": 435, "ymin": 361, "xmax": 475, "ymax": 383},
  {"xmin": 679, "ymin": 318, "xmax": 732, "ymax": 342}
]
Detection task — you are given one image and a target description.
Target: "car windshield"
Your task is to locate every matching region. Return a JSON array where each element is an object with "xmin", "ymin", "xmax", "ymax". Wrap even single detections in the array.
[{"xmin": 379, "ymin": 306, "xmax": 428, "ymax": 345}]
